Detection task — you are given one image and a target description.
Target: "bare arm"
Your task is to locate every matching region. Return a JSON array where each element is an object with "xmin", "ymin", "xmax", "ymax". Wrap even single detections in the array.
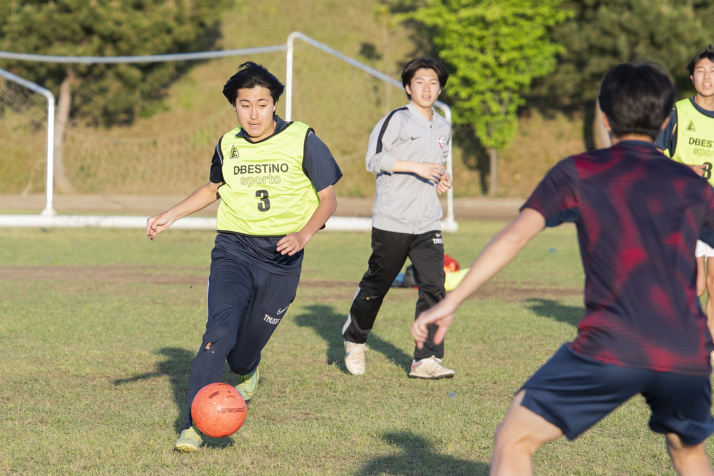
[
  {"xmin": 146, "ymin": 181, "xmax": 222, "ymax": 240},
  {"xmin": 276, "ymin": 185, "xmax": 338, "ymax": 256},
  {"xmin": 411, "ymin": 208, "xmax": 546, "ymax": 348}
]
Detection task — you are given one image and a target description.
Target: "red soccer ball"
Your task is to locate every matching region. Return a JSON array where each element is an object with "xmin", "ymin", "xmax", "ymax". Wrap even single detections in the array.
[{"xmin": 191, "ymin": 382, "xmax": 247, "ymax": 438}]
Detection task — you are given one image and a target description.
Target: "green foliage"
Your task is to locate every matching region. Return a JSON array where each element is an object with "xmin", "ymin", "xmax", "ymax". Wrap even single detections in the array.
[
  {"xmin": 535, "ymin": 0, "xmax": 714, "ymax": 107},
  {"xmin": 0, "ymin": 0, "xmax": 231, "ymax": 125},
  {"xmin": 403, "ymin": 0, "xmax": 571, "ymax": 151}
]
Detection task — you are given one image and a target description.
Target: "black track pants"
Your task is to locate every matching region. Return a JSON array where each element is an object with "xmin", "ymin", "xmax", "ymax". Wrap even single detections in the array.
[{"xmin": 342, "ymin": 228, "xmax": 446, "ymax": 360}]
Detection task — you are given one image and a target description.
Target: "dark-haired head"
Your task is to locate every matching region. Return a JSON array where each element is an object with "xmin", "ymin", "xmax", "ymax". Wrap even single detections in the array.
[
  {"xmin": 223, "ymin": 62, "xmax": 285, "ymax": 106},
  {"xmin": 401, "ymin": 57, "xmax": 449, "ymax": 100},
  {"xmin": 687, "ymin": 45, "xmax": 714, "ymax": 76},
  {"xmin": 597, "ymin": 63, "xmax": 675, "ymax": 141}
]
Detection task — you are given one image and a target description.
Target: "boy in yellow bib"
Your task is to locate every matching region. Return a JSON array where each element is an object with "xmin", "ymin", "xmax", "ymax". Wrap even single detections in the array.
[
  {"xmin": 657, "ymin": 45, "xmax": 714, "ymax": 341},
  {"xmin": 146, "ymin": 62, "xmax": 342, "ymax": 452}
]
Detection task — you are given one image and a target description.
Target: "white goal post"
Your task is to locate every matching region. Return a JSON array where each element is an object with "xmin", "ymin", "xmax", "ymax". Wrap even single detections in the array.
[
  {"xmin": 0, "ymin": 32, "xmax": 457, "ymax": 232},
  {"xmin": 0, "ymin": 67, "xmax": 56, "ymax": 217}
]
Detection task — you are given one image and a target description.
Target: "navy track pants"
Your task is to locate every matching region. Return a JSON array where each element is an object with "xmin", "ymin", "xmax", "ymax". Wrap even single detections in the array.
[{"xmin": 182, "ymin": 242, "xmax": 300, "ymax": 430}]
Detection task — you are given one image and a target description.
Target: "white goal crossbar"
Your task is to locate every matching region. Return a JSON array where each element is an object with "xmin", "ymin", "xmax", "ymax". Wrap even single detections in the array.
[{"xmin": 0, "ymin": 32, "xmax": 457, "ymax": 232}]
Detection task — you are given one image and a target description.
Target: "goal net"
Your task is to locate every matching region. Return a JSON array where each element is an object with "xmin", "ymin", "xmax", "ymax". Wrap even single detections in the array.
[{"xmin": 0, "ymin": 78, "xmax": 49, "ymax": 197}]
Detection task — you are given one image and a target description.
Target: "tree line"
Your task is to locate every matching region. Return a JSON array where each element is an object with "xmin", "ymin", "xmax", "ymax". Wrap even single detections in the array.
[
  {"xmin": 398, "ymin": 0, "xmax": 714, "ymax": 193},
  {"xmin": 1, "ymin": 0, "xmax": 712, "ymax": 194}
]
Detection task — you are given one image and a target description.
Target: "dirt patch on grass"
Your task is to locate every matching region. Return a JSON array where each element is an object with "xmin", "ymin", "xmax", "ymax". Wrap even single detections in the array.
[
  {"xmin": 0, "ymin": 265, "xmax": 582, "ymax": 303},
  {"xmin": 0, "ymin": 265, "xmax": 207, "ymax": 286},
  {"xmin": 467, "ymin": 283, "xmax": 582, "ymax": 303},
  {"xmin": 297, "ymin": 279, "xmax": 581, "ymax": 303}
]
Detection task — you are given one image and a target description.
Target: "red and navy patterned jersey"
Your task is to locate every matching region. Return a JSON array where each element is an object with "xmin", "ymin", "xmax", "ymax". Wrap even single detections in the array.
[{"xmin": 524, "ymin": 140, "xmax": 714, "ymax": 376}]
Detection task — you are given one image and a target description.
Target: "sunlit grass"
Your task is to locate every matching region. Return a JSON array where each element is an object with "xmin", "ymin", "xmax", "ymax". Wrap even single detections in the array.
[{"xmin": 1, "ymin": 223, "xmax": 710, "ymax": 474}]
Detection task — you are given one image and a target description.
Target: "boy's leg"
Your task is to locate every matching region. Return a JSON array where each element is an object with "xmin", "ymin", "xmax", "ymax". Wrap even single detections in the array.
[
  {"xmin": 505, "ymin": 344, "xmax": 646, "ymax": 470},
  {"xmin": 490, "ymin": 390, "xmax": 564, "ymax": 476},
  {"xmin": 225, "ymin": 269, "xmax": 300, "ymax": 376},
  {"xmin": 696, "ymin": 255, "xmax": 706, "ymax": 297},
  {"xmin": 645, "ymin": 369, "xmax": 714, "ymax": 475},
  {"xmin": 665, "ymin": 433, "xmax": 714, "ymax": 476},
  {"xmin": 342, "ymin": 228, "xmax": 411, "ymax": 343},
  {"xmin": 705, "ymin": 252, "xmax": 714, "ymax": 340},
  {"xmin": 408, "ymin": 230, "xmax": 446, "ymax": 360},
  {"xmin": 180, "ymin": 255, "xmax": 253, "ymax": 432}
]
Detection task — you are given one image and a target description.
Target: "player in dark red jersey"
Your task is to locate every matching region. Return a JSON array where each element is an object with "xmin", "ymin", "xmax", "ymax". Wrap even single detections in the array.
[{"xmin": 412, "ymin": 63, "xmax": 714, "ymax": 475}]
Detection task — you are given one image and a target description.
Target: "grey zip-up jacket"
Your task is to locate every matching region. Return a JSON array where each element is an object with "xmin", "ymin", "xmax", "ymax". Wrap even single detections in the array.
[{"xmin": 366, "ymin": 102, "xmax": 452, "ymax": 234}]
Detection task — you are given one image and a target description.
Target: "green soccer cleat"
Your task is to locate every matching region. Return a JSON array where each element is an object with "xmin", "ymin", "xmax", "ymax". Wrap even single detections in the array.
[
  {"xmin": 174, "ymin": 426, "xmax": 203, "ymax": 453},
  {"xmin": 236, "ymin": 367, "xmax": 259, "ymax": 402}
]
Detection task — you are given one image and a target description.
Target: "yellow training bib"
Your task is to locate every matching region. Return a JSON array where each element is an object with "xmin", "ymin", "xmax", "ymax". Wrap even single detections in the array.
[
  {"xmin": 216, "ymin": 121, "xmax": 319, "ymax": 235},
  {"xmin": 669, "ymin": 99, "xmax": 714, "ymax": 186}
]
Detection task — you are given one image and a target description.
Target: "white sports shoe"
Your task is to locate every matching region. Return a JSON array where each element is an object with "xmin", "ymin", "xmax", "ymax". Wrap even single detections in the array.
[
  {"xmin": 344, "ymin": 340, "xmax": 367, "ymax": 375},
  {"xmin": 408, "ymin": 356, "xmax": 455, "ymax": 379}
]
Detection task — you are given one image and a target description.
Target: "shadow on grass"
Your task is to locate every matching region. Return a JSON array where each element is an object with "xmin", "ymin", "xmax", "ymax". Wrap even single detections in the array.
[
  {"xmin": 294, "ymin": 304, "xmax": 413, "ymax": 374},
  {"xmin": 354, "ymin": 431, "xmax": 489, "ymax": 476},
  {"xmin": 112, "ymin": 346, "xmax": 236, "ymax": 448},
  {"xmin": 113, "ymin": 347, "xmax": 194, "ymax": 426},
  {"xmin": 525, "ymin": 298, "xmax": 583, "ymax": 327}
]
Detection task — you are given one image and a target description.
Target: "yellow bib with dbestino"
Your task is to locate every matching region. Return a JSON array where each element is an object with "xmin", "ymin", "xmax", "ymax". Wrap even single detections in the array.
[
  {"xmin": 216, "ymin": 121, "xmax": 319, "ymax": 236},
  {"xmin": 668, "ymin": 98, "xmax": 714, "ymax": 186}
]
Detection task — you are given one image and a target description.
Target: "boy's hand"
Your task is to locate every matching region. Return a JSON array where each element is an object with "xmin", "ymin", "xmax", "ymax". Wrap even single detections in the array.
[
  {"xmin": 146, "ymin": 213, "xmax": 174, "ymax": 240},
  {"xmin": 688, "ymin": 163, "xmax": 706, "ymax": 177},
  {"xmin": 437, "ymin": 173, "xmax": 452, "ymax": 194},
  {"xmin": 277, "ymin": 231, "xmax": 309, "ymax": 256},
  {"xmin": 411, "ymin": 298, "xmax": 457, "ymax": 349}
]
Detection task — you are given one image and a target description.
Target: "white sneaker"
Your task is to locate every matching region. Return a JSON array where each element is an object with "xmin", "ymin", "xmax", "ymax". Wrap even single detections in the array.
[
  {"xmin": 344, "ymin": 340, "xmax": 367, "ymax": 375},
  {"xmin": 408, "ymin": 356, "xmax": 455, "ymax": 379}
]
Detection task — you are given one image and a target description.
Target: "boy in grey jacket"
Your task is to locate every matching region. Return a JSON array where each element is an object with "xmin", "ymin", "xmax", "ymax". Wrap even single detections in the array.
[{"xmin": 342, "ymin": 57, "xmax": 454, "ymax": 379}]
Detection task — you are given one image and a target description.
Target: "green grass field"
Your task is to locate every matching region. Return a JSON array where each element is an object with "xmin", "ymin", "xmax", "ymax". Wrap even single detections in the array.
[{"xmin": 1, "ymin": 222, "xmax": 712, "ymax": 475}]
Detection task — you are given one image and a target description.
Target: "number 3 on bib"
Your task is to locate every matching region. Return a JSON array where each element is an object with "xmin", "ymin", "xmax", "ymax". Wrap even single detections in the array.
[
  {"xmin": 256, "ymin": 190, "xmax": 270, "ymax": 212},
  {"xmin": 703, "ymin": 162, "xmax": 713, "ymax": 181}
]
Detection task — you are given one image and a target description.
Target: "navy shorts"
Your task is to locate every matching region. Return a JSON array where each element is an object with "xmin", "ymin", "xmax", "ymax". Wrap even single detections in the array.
[{"xmin": 520, "ymin": 344, "xmax": 714, "ymax": 444}]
